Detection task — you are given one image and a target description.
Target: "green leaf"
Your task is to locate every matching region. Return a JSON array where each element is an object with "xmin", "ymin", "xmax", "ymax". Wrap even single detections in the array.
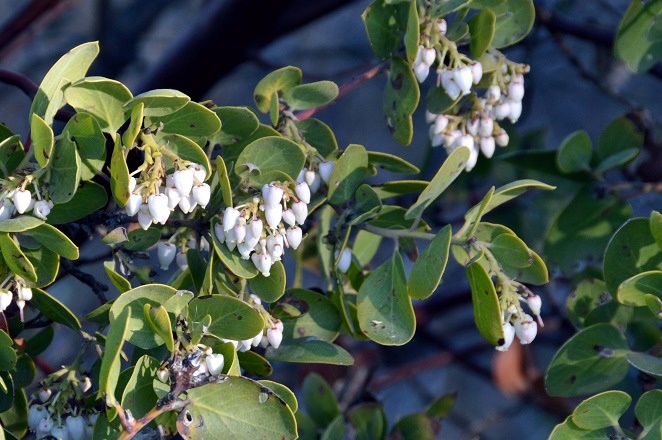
[
  {"xmin": 651, "ymin": 211, "xmax": 662, "ymax": 251},
  {"xmin": 389, "ymin": 413, "xmax": 440, "ymax": 440},
  {"xmin": 46, "ymin": 181, "xmax": 108, "ymax": 224},
  {"xmin": 596, "ymin": 116, "xmax": 643, "ymax": 167},
  {"xmin": 362, "ymin": 0, "xmax": 410, "ymax": 60},
  {"xmin": 99, "ymin": 307, "xmax": 131, "ymax": 407},
  {"xmin": 549, "ymin": 416, "xmax": 608, "ymax": 440},
  {"xmin": 121, "ymin": 355, "xmax": 160, "ymax": 419},
  {"xmin": 321, "ymin": 415, "xmax": 346, "ymax": 440},
  {"xmin": 545, "ymin": 323, "xmax": 630, "ymax": 397},
  {"xmin": 188, "ymin": 295, "xmax": 264, "ymax": 341},
  {"xmin": 23, "ymin": 246, "xmax": 59, "ymax": 288},
  {"xmin": 110, "ymin": 137, "xmax": 131, "ymax": 207},
  {"xmin": 357, "ymin": 252, "xmax": 415, "ymax": 345},
  {"xmin": 178, "ymin": 378, "xmax": 297, "ymax": 439},
  {"xmin": 235, "ymin": 136, "xmax": 305, "ymax": 187},
  {"xmin": 556, "ymin": 130, "xmax": 592, "ymax": 173},
  {"xmin": 30, "ymin": 41, "xmax": 99, "ymax": 125},
  {"xmin": 327, "ymin": 144, "xmax": 369, "ymax": 205},
  {"xmin": 469, "ymin": 9, "xmax": 496, "ymax": 58},
  {"xmin": 64, "ymin": 76, "xmax": 133, "ymax": 134},
  {"xmin": 161, "ymin": 133, "xmax": 212, "ymax": 180},
  {"xmin": 490, "ymin": 0, "xmax": 535, "ymax": 48},
  {"xmin": 30, "ymin": 114, "xmax": 54, "ymax": 167},
  {"xmin": 367, "ymin": 151, "xmax": 419, "ymax": 174},
  {"xmin": 0, "ymin": 387, "xmax": 27, "ymax": 439},
  {"xmin": 109, "ymin": 284, "xmax": 178, "ymax": 349},
  {"xmin": 248, "ymin": 260, "xmax": 286, "ymax": 303},
  {"xmin": 0, "ymin": 135, "xmax": 25, "ymax": 179},
  {"xmin": 604, "ymin": 218, "xmax": 662, "ymax": 295},
  {"xmin": 147, "ymin": 101, "xmax": 221, "ymax": 138},
  {"xmin": 143, "ymin": 304, "xmax": 174, "ymax": 352},
  {"xmin": 409, "ymin": 225, "xmax": 451, "ymax": 300},
  {"xmin": 253, "ymin": 66, "xmax": 302, "ymax": 113},
  {"xmin": 0, "ymin": 233, "xmax": 36, "ymax": 282},
  {"xmin": 615, "ymin": 0, "xmax": 662, "ymax": 72},
  {"xmin": 383, "ymin": 57, "xmax": 419, "ymax": 145},
  {"xmin": 571, "ymin": 390, "xmax": 631, "ymax": 430},
  {"xmin": 426, "ymin": 392, "xmax": 457, "ymax": 418},
  {"xmin": 236, "ymin": 350, "xmax": 273, "ymax": 377},
  {"xmin": 490, "ymin": 233, "xmax": 532, "ymax": 268},
  {"xmin": 280, "ymin": 289, "xmax": 341, "ymax": 342},
  {"xmin": 211, "ymin": 106, "xmax": 259, "ymax": 145},
  {"xmin": 266, "ymin": 337, "xmax": 353, "ymax": 365},
  {"xmin": 210, "ymin": 217, "xmax": 259, "ymax": 279},
  {"xmin": 122, "ymin": 102, "xmax": 144, "ymax": 149},
  {"xmin": 567, "ymin": 279, "xmax": 610, "ymax": 329},
  {"xmin": 626, "ymin": 352, "xmax": 662, "ymax": 379},
  {"xmin": 123, "ymin": 89, "xmax": 190, "ymax": 117},
  {"xmin": 21, "ymin": 223, "xmax": 79, "ymax": 260},
  {"xmin": 295, "ymin": 118, "xmax": 338, "ymax": 158},
  {"xmin": 617, "ymin": 270, "xmax": 662, "ymax": 314},
  {"xmin": 635, "ymin": 390, "xmax": 662, "ymax": 434},
  {"xmin": 426, "ymin": 83, "xmax": 459, "ymax": 114},
  {"xmin": 257, "ymin": 380, "xmax": 298, "ymax": 412},
  {"xmin": 0, "ymin": 331, "xmax": 16, "ymax": 371},
  {"xmin": 301, "ymin": 372, "xmax": 340, "ymax": 428},
  {"xmin": 282, "ymin": 81, "xmax": 339, "ymax": 111},
  {"xmin": 436, "ymin": 0, "xmax": 471, "ymax": 15},
  {"xmin": 353, "ymin": 230, "xmax": 383, "ymax": 267},
  {"xmin": 63, "ymin": 111, "xmax": 106, "ymax": 176},
  {"xmin": 46, "ymin": 136, "xmax": 82, "ymax": 204},
  {"xmin": 348, "ymin": 403, "xmax": 387, "ymax": 440},
  {"xmin": 104, "ymin": 261, "xmax": 132, "ymax": 293},
  {"xmin": 122, "ymin": 227, "xmax": 160, "ymax": 252},
  {"xmin": 546, "ymin": 187, "xmax": 631, "ymax": 275},
  {"xmin": 30, "ymin": 288, "xmax": 81, "ymax": 331},
  {"xmin": 405, "ymin": 146, "xmax": 470, "ymax": 220},
  {"xmin": 466, "ymin": 260, "xmax": 504, "ymax": 347},
  {"xmin": 350, "ymin": 184, "xmax": 382, "ymax": 225},
  {"xmin": 0, "ymin": 216, "xmax": 44, "ymax": 233},
  {"xmin": 403, "ymin": 0, "xmax": 419, "ymax": 64}
]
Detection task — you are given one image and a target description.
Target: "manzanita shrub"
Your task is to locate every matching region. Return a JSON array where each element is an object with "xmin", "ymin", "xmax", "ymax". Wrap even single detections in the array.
[{"xmin": 0, "ymin": 0, "xmax": 660, "ymax": 438}]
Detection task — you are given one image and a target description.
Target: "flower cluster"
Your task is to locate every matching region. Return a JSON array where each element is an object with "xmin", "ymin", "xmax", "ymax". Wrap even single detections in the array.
[
  {"xmin": 124, "ymin": 162, "xmax": 210, "ymax": 230},
  {"xmin": 0, "ymin": 276, "xmax": 33, "ymax": 321},
  {"xmin": 27, "ymin": 376, "xmax": 96, "ymax": 440},
  {"xmin": 0, "ymin": 182, "xmax": 53, "ymax": 221},
  {"xmin": 215, "ymin": 180, "xmax": 311, "ymax": 277},
  {"xmin": 496, "ymin": 293, "xmax": 543, "ymax": 352}
]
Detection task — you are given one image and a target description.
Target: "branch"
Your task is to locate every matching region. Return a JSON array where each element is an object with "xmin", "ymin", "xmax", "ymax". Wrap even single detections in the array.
[{"xmin": 61, "ymin": 260, "xmax": 109, "ymax": 303}]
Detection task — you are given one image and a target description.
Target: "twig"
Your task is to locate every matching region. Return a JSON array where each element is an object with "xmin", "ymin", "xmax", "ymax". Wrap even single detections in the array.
[{"xmin": 61, "ymin": 260, "xmax": 109, "ymax": 303}]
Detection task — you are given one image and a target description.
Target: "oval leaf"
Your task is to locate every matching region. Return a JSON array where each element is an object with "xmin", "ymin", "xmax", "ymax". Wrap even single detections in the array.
[
  {"xmin": 248, "ymin": 260, "xmax": 286, "ymax": 303},
  {"xmin": 409, "ymin": 225, "xmax": 451, "ymax": 300},
  {"xmin": 235, "ymin": 136, "xmax": 305, "ymax": 187},
  {"xmin": 571, "ymin": 390, "xmax": 631, "ymax": 430},
  {"xmin": 466, "ymin": 260, "xmax": 504, "ymax": 346},
  {"xmin": 188, "ymin": 295, "xmax": 264, "ymax": 341},
  {"xmin": 556, "ymin": 130, "xmax": 592, "ymax": 174},
  {"xmin": 64, "ymin": 76, "xmax": 133, "ymax": 134},
  {"xmin": 327, "ymin": 144, "xmax": 369, "ymax": 205},
  {"xmin": 266, "ymin": 337, "xmax": 353, "ymax": 365}
]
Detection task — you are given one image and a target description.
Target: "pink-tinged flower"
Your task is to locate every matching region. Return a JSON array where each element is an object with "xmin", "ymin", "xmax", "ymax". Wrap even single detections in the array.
[
  {"xmin": 486, "ymin": 85, "xmax": 501, "ymax": 103},
  {"xmin": 422, "ymin": 47, "xmax": 436, "ymax": 67},
  {"xmin": 514, "ymin": 315, "xmax": 537, "ymax": 344},
  {"xmin": 495, "ymin": 130, "xmax": 509, "ymax": 147},
  {"xmin": 470, "ymin": 61, "xmax": 483, "ymax": 84},
  {"xmin": 176, "ymin": 251, "xmax": 188, "ymax": 271}
]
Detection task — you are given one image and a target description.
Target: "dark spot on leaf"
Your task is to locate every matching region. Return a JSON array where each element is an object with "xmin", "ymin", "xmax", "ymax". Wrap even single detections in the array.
[
  {"xmin": 484, "ymin": 290, "xmax": 490, "ymax": 296},
  {"xmin": 237, "ymin": 315, "xmax": 243, "ymax": 320},
  {"xmin": 569, "ymin": 375, "xmax": 577, "ymax": 384},
  {"xmin": 196, "ymin": 415, "xmax": 204, "ymax": 429},
  {"xmin": 391, "ymin": 73, "xmax": 404, "ymax": 90},
  {"xmin": 497, "ymin": 337, "xmax": 505, "ymax": 346},
  {"xmin": 189, "ymin": 124, "xmax": 195, "ymax": 128}
]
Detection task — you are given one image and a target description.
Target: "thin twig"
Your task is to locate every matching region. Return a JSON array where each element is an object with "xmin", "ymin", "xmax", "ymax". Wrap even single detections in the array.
[{"xmin": 61, "ymin": 260, "xmax": 109, "ymax": 303}]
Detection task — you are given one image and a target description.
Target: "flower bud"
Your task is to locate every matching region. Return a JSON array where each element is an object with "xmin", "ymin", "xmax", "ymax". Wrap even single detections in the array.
[
  {"xmin": 514, "ymin": 315, "xmax": 537, "ymax": 344},
  {"xmin": 16, "ymin": 298, "xmax": 25, "ymax": 321},
  {"xmin": 38, "ymin": 387, "xmax": 51, "ymax": 403},
  {"xmin": 0, "ymin": 290, "xmax": 12, "ymax": 311},
  {"xmin": 176, "ymin": 251, "xmax": 188, "ymax": 271},
  {"xmin": 148, "ymin": 194, "xmax": 170, "ymax": 224},
  {"xmin": 157, "ymin": 242, "xmax": 177, "ymax": 270},
  {"xmin": 495, "ymin": 322, "xmax": 516, "ymax": 352},
  {"xmin": 486, "ymin": 85, "xmax": 501, "ymax": 103},
  {"xmin": 205, "ymin": 353, "xmax": 225, "ymax": 375},
  {"xmin": 304, "ymin": 170, "xmax": 316, "ymax": 187},
  {"xmin": 480, "ymin": 136, "xmax": 496, "ymax": 159},
  {"xmin": 470, "ymin": 61, "xmax": 483, "ymax": 84},
  {"xmin": 527, "ymin": 294, "xmax": 542, "ymax": 316},
  {"xmin": 13, "ymin": 189, "xmax": 32, "ymax": 214},
  {"xmin": 466, "ymin": 118, "xmax": 479, "ymax": 136},
  {"xmin": 28, "ymin": 404, "xmax": 48, "ymax": 432},
  {"xmin": 433, "ymin": 115, "xmax": 449, "ymax": 134},
  {"xmin": 215, "ymin": 223, "xmax": 226, "ymax": 244},
  {"xmin": 422, "ymin": 47, "xmax": 436, "ymax": 67},
  {"xmin": 125, "ymin": 193, "xmax": 142, "ymax": 216},
  {"xmin": 189, "ymin": 164, "xmax": 207, "ymax": 183},
  {"xmin": 0, "ymin": 199, "xmax": 14, "ymax": 221},
  {"xmin": 37, "ymin": 417, "xmax": 53, "ymax": 438},
  {"xmin": 79, "ymin": 376, "xmax": 92, "ymax": 393},
  {"xmin": 282, "ymin": 209, "xmax": 296, "ymax": 227},
  {"xmin": 437, "ymin": 18, "xmax": 447, "ymax": 35},
  {"xmin": 18, "ymin": 285, "xmax": 32, "ymax": 301},
  {"xmin": 157, "ymin": 367, "xmax": 169, "ymax": 383},
  {"xmin": 318, "ymin": 162, "xmax": 335, "ymax": 185},
  {"xmin": 286, "ymin": 227, "xmax": 303, "ymax": 250},
  {"xmin": 295, "ymin": 182, "xmax": 311, "ymax": 204},
  {"xmin": 453, "ymin": 66, "xmax": 474, "ymax": 95},
  {"xmin": 251, "ymin": 252, "xmax": 272, "ymax": 277},
  {"xmin": 173, "ymin": 169, "xmax": 194, "ymax": 197},
  {"xmin": 336, "ymin": 248, "xmax": 352, "ymax": 273},
  {"xmin": 479, "ymin": 116, "xmax": 494, "ymax": 137},
  {"xmin": 414, "ymin": 62, "xmax": 430, "ymax": 83},
  {"xmin": 495, "ymin": 130, "xmax": 509, "ymax": 147}
]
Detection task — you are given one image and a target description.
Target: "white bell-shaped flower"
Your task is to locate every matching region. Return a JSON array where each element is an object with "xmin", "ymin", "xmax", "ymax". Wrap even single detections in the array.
[
  {"xmin": 291, "ymin": 201, "xmax": 308, "ymax": 225},
  {"xmin": 214, "ymin": 223, "xmax": 226, "ymax": 244},
  {"xmin": 297, "ymin": 168, "xmax": 306, "ymax": 183},
  {"xmin": 465, "ymin": 145, "xmax": 479, "ymax": 171},
  {"xmin": 237, "ymin": 242, "xmax": 253, "ymax": 259},
  {"xmin": 189, "ymin": 164, "xmax": 207, "ymax": 183},
  {"xmin": 265, "ymin": 203, "xmax": 283, "ymax": 230},
  {"xmin": 466, "ymin": 118, "xmax": 479, "ymax": 136},
  {"xmin": 267, "ymin": 325, "xmax": 283, "ymax": 349},
  {"xmin": 414, "ymin": 62, "xmax": 430, "ymax": 83},
  {"xmin": 495, "ymin": 130, "xmax": 509, "ymax": 147},
  {"xmin": 262, "ymin": 184, "xmax": 284, "ymax": 208},
  {"xmin": 176, "ymin": 252, "xmax": 188, "ymax": 271},
  {"xmin": 495, "ymin": 322, "xmax": 516, "ymax": 352},
  {"xmin": 286, "ymin": 227, "xmax": 303, "ymax": 250},
  {"xmin": 336, "ymin": 248, "xmax": 352, "ymax": 273},
  {"xmin": 514, "ymin": 314, "xmax": 537, "ymax": 344},
  {"xmin": 422, "ymin": 47, "xmax": 436, "ymax": 67},
  {"xmin": 479, "ymin": 116, "xmax": 494, "ymax": 137},
  {"xmin": 453, "ymin": 66, "xmax": 474, "ymax": 95},
  {"xmin": 66, "ymin": 415, "xmax": 86, "ymax": 440},
  {"xmin": 128, "ymin": 176, "xmax": 137, "ymax": 193},
  {"xmin": 470, "ymin": 61, "xmax": 483, "ymax": 84},
  {"xmin": 437, "ymin": 18, "xmax": 447, "ymax": 35},
  {"xmin": 486, "ymin": 84, "xmax": 501, "ymax": 103},
  {"xmin": 13, "ymin": 189, "xmax": 32, "ymax": 214},
  {"xmin": 251, "ymin": 252, "xmax": 272, "ymax": 277},
  {"xmin": 0, "ymin": 290, "xmax": 12, "ymax": 311},
  {"xmin": 223, "ymin": 207, "xmax": 241, "ymax": 231},
  {"xmin": 125, "ymin": 193, "xmax": 142, "ymax": 216},
  {"xmin": 527, "ymin": 294, "xmax": 542, "ymax": 316},
  {"xmin": 157, "ymin": 242, "xmax": 177, "ymax": 270},
  {"xmin": 205, "ymin": 353, "xmax": 225, "ymax": 375},
  {"xmin": 28, "ymin": 404, "xmax": 48, "ymax": 432},
  {"xmin": 440, "ymin": 70, "xmax": 461, "ymax": 100},
  {"xmin": 165, "ymin": 187, "xmax": 181, "ymax": 209},
  {"xmin": 480, "ymin": 136, "xmax": 496, "ymax": 159},
  {"xmin": 282, "ymin": 209, "xmax": 296, "ymax": 227},
  {"xmin": 318, "ymin": 162, "xmax": 335, "ymax": 185},
  {"xmin": 0, "ymin": 199, "xmax": 14, "ymax": 221},
  {"xmin": 33, "ymin": 200, "xmax": 51, "ymax": 220},
  {"xmin": 192, "ymin": 183, "xmax": 211, "ymax": 208},
  {"xmin": 173, "ymin": 169, "xmax": 194, "ymax": 197},
  {"xmin": 433, "ymin": 115, "xmax": 449, "ymax": 134},
  {"xmin": 137, "ymin": 204, "xmax": 152, "ymax": 230},
  {"xmin": 507, "ymin": 99, "xmax": 522, "ymax": 123},
  {"xmin": 494, "ymin": 102, "xmax": 511, "ymax": 120},
  {"xmin": 37, "ymin": 417, "xmax": 53, "ymax": 438},
  {"xmin": 295, "ymin": 182, "xmax": 311, "ymax": 204},
  {"xmin": 19, "ymin": 285, "xmax": 32, "ymax": 301},
  {"xmin": 178, "ymin": 195, "xmax": 197, "ymax": 214},
  {"xmin": 148, "ymin": 194, "xmax": 170, "ymax": 224}
]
